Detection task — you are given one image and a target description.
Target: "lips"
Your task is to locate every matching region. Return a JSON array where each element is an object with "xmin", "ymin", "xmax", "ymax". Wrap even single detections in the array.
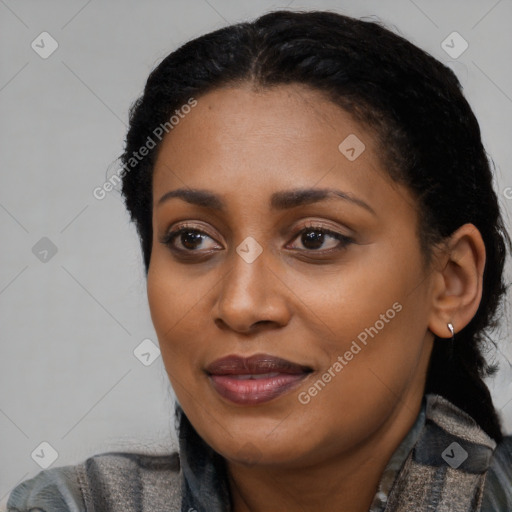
[{"xmin": 205, "ymin": 354, "xmax": 312, "ymax": 405}]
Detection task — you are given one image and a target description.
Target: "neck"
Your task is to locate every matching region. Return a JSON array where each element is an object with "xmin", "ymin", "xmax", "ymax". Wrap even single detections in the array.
[{"xmin": 226, "ymin": 394, "xmax": 423, "ymax": 512}]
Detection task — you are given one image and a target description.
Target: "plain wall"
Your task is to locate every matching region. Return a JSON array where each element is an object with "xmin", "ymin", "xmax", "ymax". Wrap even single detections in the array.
[{"xmin": 1, "ymin": 0, "xmax": 511, "ymax": 506}]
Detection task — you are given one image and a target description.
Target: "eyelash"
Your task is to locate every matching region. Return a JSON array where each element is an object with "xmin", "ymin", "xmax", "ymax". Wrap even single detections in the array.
[{"xmin": 160, "ymin": 222, "xmax": 354, "ymax": 257}]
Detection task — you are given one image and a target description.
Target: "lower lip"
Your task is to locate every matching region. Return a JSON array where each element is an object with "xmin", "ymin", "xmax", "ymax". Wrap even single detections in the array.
[{"xmin": 208, "ymin": 373, "xmax": 310, "ymax": 405}]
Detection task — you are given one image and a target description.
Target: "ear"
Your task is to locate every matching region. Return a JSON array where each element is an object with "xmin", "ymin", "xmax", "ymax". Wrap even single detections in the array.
[{"xmin": 428, "ymin": 223, "xmax": 486, "ymax": 339}]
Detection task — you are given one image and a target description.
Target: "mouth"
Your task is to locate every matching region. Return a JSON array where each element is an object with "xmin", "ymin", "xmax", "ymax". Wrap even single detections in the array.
[{"xmin": 205, "ymin": 354, "xmax": 313, "ymax": 405}]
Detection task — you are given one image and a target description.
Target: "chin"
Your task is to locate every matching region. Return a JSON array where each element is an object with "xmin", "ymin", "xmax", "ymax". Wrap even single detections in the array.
[{"xmin": 212, "ymin": 432, "xmax": 310, "ymax": 468}]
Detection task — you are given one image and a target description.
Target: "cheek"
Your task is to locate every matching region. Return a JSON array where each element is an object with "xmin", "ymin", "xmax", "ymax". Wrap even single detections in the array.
[
  {"xmin": 146, "ymin": 251, "xmax": 220, "ymax": 379},
  {"xmin": 147, "ymin": 257, "xmax": 194, "ymax": 359},
  {"xmin": 296, "ymin": 238, "xmax": 429, "ymax": 392},
  {"xmin": 292, "ymin": 292, "xmax": 428, "ymax": 450},
  {"xmin": 288, "ymin": 238, "xmax": 420, "ymax": 342},
  {"xmin": 147, "ymin": 246, "xmax": 206, "ymax": 334}
]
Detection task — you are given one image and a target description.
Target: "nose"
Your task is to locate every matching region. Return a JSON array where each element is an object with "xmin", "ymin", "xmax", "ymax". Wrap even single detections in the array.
[{"xmin": 213, "ymin": 248, "xmax": 292, "ymax": 334}]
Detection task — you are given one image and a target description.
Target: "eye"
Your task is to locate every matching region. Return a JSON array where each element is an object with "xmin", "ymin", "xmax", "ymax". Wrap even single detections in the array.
[
  {"xmin": 287, "ymin": 225, "xmax": 353, "ymax": 252},
  {"xmin": 160, "ymin": 225, "xmax": 222, "ymax": 253}
]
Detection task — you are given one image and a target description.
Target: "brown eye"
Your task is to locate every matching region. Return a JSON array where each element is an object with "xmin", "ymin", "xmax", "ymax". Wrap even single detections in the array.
[
  {"xmin": 161, "ymin": 227, "xmax": 221, "ymax": 253},
  {"xmin": 289, "ymin": 227, "xmax": 353, "ymax": 252},
  {"xmin": 301, "ymin": 230, "xmax": 328, "ymax": 250},
  {"xmin": 179, "ymin": 230, "xmax": 206, "ymax": 250}
]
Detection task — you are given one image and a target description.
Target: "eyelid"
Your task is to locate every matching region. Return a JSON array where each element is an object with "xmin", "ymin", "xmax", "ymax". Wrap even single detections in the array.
[
  {"xmin": 290, "ymin": 219, "xmax": 354, "ymax": 239},
  {"xmin": 161, "ymin": 221, "xmax": 219, "ymax": 240}
]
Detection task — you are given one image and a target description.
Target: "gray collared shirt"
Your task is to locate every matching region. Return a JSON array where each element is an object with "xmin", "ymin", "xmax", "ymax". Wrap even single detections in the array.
[{"xmin": 7, "ymin": 394, "xmax": 512, "ymax": 511}]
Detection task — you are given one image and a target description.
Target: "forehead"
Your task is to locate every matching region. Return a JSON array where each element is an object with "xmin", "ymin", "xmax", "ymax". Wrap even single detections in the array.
[{"xmin": 152, "ymin": 84, "xmax": 410, "ymax": 216}]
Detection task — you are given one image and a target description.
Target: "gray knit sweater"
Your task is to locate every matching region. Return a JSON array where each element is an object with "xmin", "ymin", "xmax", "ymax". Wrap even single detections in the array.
[{"xmin": 7, "ymin": 394, "xmax": 512, "ymax": 511}]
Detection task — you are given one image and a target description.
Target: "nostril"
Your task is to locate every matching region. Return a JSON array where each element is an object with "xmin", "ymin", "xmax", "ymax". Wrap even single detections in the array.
[
  {"xmin": 214, "ymin": 318, "xmax": 228, "ymax": 330},
  {"xmin": 254, "ymin": 320, "xmax": 273, "ymax": 327}
]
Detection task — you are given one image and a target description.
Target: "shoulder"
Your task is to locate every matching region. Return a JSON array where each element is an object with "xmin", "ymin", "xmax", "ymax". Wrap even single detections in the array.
[
  {"xmin": 481, "ymin": 435, "xmax": 512, "ymax": 511},
  {"xmin": 6, "ymin": 463, "xmax": 84, "ymax": 512},
  {"xmin": 6, "ymin": 451, "xmax": 182, "ymax": 512}
]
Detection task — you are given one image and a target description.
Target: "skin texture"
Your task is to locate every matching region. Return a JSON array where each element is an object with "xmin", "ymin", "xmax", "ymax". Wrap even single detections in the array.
[{"xmin": 147, "ymin": 84, "xmax": 486, "ymax": 512}]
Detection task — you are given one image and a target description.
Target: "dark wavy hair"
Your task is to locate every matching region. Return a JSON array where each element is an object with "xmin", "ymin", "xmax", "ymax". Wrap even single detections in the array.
[{"xmin": 120, "ymin": 10, "xmax": 510, "ymax": 442}]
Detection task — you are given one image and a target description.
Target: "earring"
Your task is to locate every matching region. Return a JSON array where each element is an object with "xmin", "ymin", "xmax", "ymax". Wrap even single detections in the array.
[{"xmin": 446, "ymin": 322, "xmax": 455, "ymax": 359}]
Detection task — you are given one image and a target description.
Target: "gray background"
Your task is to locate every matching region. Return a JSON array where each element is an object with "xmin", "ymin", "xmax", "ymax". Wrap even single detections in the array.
[{"xmin": 1, "ymin": 0, "xmax": 511, "ymax": 506}]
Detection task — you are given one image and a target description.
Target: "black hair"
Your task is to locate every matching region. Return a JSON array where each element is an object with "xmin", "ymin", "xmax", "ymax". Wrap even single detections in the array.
[{"xmin": 120, "ymin": 10, "xmax": 510, "ymax": 442}]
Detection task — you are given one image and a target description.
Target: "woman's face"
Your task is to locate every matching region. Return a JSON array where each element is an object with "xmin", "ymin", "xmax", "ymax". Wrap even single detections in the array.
[{"xmin": 148, "ymin": 84, "xmax": 436, "ymax": 467}]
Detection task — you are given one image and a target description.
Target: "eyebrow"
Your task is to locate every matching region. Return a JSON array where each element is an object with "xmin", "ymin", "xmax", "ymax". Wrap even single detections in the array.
[{"xmin": 157, "ymin": 187, "xmax": 376, "ymax": 216}]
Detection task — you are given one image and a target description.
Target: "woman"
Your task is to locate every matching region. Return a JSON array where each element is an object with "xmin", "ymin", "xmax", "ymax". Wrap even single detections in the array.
[{"xmin": 7, "ymin": 9, "xmax": 512, "ymax": 512}]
